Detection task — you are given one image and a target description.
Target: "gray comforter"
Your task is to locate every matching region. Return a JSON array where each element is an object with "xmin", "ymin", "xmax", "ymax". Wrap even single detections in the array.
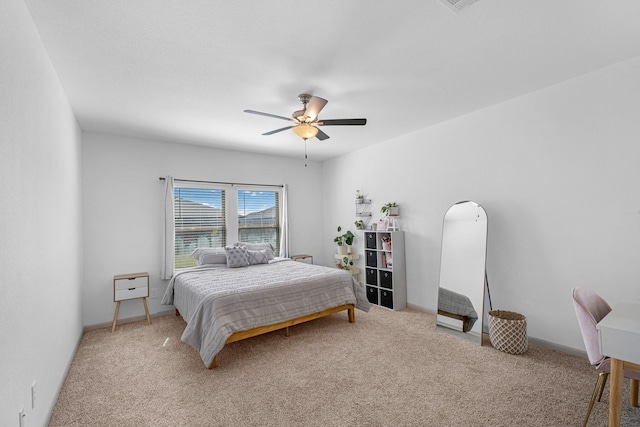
[{"xmin": 162, "ymin": 259, "xmax": 371, "ymax": 367}]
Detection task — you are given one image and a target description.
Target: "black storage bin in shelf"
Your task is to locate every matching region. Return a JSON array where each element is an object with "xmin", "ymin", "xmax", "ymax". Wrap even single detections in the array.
[
  {"xmin": 366, "ymin": 286, "xmax": 379, "ymax": 305},
  {"xmin": 366, "ymin": 250, "xmax": 377, "ymax": 267},
  {"xmin": 365, "ymin": 233, "xmax": 377, "ymax": 249},
  {"xmin": 379, "ymin": 270, "xmax": 393, "ymax": 289},
  {"xmin": 380, "ymin": 289, "xmax": 394, "ymax": 309},
  {"xmin": 365, "ymin": 268, "xmax": 378, "ymax": 286}
]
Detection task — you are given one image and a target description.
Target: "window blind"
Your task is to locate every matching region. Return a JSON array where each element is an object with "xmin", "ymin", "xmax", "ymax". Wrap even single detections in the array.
[
  {"xmin": 237, "ymin": 190, "xmax": 280, "ymax": 254},
  {"xmin": 174, "ymin": 187, "xmax": 226, "ymax": 268}
]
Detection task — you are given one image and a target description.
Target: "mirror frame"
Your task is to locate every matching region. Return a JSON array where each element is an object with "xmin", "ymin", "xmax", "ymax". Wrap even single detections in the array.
[{"xmin": 436, "ymin": 201, "xmax": 489, "ymax": 345}]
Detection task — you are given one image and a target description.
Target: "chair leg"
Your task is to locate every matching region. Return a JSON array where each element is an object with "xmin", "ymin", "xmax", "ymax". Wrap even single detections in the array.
[
  {"xmin": 584, "ymin": 372, "xmax": 608, "ymax": 427},
  {"xmin": 597, "ymin": 372, "xmax": 609, "ymax": 402}
]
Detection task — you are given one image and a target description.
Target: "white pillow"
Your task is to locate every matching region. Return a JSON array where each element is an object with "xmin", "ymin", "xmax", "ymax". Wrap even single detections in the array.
[
  {"xmin": 225, "ymin": 246, "xmax": 250, "ymax": 268},
  {"xmin": 190, "ymin": 247, "xmax": 227, "ymax": 265},
  {"xmin": 246, "ymin": 249, "xmax": 271, "ymax": 265}
]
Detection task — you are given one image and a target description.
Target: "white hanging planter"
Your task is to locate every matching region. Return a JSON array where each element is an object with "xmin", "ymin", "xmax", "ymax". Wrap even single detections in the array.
[{"xmin": 337, "ymin": 245, "xmax": 348, "ymax": 255}]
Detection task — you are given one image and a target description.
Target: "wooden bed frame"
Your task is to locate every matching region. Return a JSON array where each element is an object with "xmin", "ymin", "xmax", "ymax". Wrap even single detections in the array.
[
  {"xmin": 438, "ymin": 309, "xmax": 470, "ymax": 333},
  {"xmin": 177, "ymin": 303, "xmax": 355, "ymax": 368}
]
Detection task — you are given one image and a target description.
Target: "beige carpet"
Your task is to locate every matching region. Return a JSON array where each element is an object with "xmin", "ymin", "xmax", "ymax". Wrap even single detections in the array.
[{"xmin": 50, "ymin": 306, "xmax": 639, "ymax": 426}]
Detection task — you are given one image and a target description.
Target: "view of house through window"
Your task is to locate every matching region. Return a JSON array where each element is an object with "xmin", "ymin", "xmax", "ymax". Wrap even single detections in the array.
[
  {"xmin": 173, "ymin": 184, "xmax": 280, "ymax": 269},
  {"xmin": 238, "ymin": 190, "xmax": 279, "ymax": 254},
  {"xmin": 174, "ymin": 187, "xmax": 226, "ymax": 269}
]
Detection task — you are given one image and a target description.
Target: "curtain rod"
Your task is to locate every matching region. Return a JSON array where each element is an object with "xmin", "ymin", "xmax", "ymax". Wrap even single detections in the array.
[{"xmin": 158, "ymin": 177, "xmax": 283, "ymax": 188}]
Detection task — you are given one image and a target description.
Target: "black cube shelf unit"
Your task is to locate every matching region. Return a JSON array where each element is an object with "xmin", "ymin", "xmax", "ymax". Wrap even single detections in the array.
[{"xmin": 364, "ymin": 230, "xmax": 406, "ymax": 310}]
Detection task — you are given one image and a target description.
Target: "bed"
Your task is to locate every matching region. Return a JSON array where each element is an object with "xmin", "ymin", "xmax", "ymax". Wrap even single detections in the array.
[
  {"xmin": 161, "ymin": 254, "xmax": 371, "ymax": 368},
  {"xmin": 437, "ymin": 287, "xmax": 479, "ymax": 332}
]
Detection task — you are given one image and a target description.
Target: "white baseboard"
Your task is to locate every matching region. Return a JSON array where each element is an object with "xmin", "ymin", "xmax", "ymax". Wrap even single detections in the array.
[
  {"xmin": 46, "ymin": 324, "xmax": 83, "ymax": 426},
  {"xmin": 406, "ymin": 302, "xmax": 436, "ymax": 315},
  {"xmin": 405, "ymin": 302, "xmax": 587, "ymax": 360},
  {"xmin": 83, "ymin": 309, "xmax": 176, "ymax": 332}
]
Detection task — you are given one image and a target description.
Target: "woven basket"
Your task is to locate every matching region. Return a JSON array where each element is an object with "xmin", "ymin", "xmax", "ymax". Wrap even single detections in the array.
[{"xmin": 488, "ymin": 310, "xmax": 528, "ymax": 355}]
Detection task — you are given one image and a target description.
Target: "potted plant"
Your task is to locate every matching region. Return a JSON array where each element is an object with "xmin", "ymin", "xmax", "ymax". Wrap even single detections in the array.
[
  {"xmin": 355, "ymin": 190, "xmax": 364, "ymax": 204},
  {"xmin": 334, "ymin": 226, "xmax": 355, "ymax": 255},
  {"xmin": 354, "ymin": 219, "xmax": 364, "ymax": 230},
  {"xmin": 380, "ymin": 202, "xmax": 399, "ymax": 217},
  {"xmin": 336, "ymin": 256, "xmax": 353, "ymax": 270}
]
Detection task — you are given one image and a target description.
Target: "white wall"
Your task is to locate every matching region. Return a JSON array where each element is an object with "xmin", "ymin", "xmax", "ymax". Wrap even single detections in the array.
[
  {"xmin": 322, "ymin": 56, "xmax": 640, "ymax": 352},
  {"xmin": 0, "ymin": 1, "xmax": 83, "ymax": 426},
  {"xmin": 81, "ymin": 133, "xmax": 325, "ymax": 326}
]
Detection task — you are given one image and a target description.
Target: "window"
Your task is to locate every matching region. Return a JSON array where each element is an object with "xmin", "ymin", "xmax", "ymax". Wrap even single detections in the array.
[
  {"xmin": 174, "ymin": 186, "xmax": 226, "ymax": 269},
  {"xmin": 237, "ymin": 190, "xmax": 280, "ymax": 254},
  {"xmin": 171, "ymin": 183, "xmax": 282, "ymax": 270}
]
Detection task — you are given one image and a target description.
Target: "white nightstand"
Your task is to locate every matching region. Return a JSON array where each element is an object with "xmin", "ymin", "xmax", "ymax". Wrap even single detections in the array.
[
  {"xmin": 291, "ymin": 254, "xmax": 313, "ymax": 264},
  {"xmin": 112, "ymin": 272, "xmax": 151, "ymax": 332}
]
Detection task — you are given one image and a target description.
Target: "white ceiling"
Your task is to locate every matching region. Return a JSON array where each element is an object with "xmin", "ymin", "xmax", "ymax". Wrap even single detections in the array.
[{"xmin": 23, "ymin": 0, "xmax": 640, "ymax": 161}]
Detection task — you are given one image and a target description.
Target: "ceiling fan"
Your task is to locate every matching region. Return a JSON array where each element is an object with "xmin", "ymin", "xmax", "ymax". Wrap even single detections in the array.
[{"xmin": 244, "ymin": 93, "xmax": 367, "ymax": 141}]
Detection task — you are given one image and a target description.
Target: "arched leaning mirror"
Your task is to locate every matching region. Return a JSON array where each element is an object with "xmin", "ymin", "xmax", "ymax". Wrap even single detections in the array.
[{"xmin": 436, "ymin": 201, "xmax": 490, "ymax": 345}]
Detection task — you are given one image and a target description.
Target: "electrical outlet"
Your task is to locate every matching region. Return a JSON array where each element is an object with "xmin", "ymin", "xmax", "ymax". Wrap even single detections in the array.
[
  {"xmin": 19, "ymin": 406, "xmax": 25, "ymax": 427},
  {"xmin": 150, "ymin": 288, "xmax": 157, "ymax": 299},
  {"xmin": 31, "ymin": 381, "xmax": 36, "ymax": 409}
]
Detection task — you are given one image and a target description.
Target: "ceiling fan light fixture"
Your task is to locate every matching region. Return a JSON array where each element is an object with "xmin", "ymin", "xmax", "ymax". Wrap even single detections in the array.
[
  {"xmin": 292, "ymin": 123, "xmax": 318, "ymax": 140},
  {"xmin": 292, "ymin": 109, "xmax": 306, "ymax": 122}
]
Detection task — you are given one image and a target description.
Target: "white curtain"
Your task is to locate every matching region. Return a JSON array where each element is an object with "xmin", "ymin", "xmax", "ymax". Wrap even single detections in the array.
[
  {"xmin": 161, "ymin": 176, "xmax": 175, "ymax": 280},
  {"xmin": 279, "ymin": 184, "xmax": 289, "ymax": 258}
]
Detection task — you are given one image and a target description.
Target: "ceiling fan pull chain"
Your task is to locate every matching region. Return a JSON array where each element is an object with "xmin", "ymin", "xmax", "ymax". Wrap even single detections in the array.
[{"xmin": 304, "ymin": 140, "xmax": 308, "ymax": 167}]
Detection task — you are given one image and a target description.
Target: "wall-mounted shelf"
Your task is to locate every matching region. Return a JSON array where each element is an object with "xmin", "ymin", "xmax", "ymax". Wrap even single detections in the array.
[{"xmin": 355, "ymin": 198, "xmax": 372, "ymax": 229}]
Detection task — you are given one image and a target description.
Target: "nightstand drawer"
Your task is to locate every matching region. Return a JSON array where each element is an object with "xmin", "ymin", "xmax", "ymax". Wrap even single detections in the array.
[
  {"xmin": 113, "ymin": 273, "xmax": 149, "ymax": 302},
  {"xmin": 115, "ymin": 286, "xmax": 148, "ymax": 301},
  {"xmin": 115, "ymin": 276, "xmax": 148, "ymax": 291}
]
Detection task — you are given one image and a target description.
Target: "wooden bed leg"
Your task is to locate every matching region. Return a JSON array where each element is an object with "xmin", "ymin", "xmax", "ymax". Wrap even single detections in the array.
[
  {"xmin": 348, "ymin": 306, "xmax": 355, "ymax": 323},
  {"xmin": 209, "ymin": 356, "xmax": 217, "ymax": 369},
  {"xmin": 285, "ymin": 326, "xmax": 290, "ymax": 337},
  {"xmin": 631, "ymin": 379, "xmax": 639, "ymax": 407},
  {"xmin": 175, "ymin": 308, "xmax": 180, "ymax": 317}
]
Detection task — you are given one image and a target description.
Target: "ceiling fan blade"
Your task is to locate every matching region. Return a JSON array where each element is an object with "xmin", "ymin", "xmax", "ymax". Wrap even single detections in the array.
[
  {"xmin": 318, "ymin": 118, "xmax": 367, "ymax": 126},
  {"xmin": 262, "ymin": 125, "xmax": 294, "ymax": 135},
  {"xmin": 244, "ymin": 110, "xmax": 295, "ymax": 122},
  {"xmin": 304, "ymin": 96, "xmax": 328, "ymax": 122},
  {"xmin": 315, "ymin": 128, "xmax": 330, "ymax": 141}
]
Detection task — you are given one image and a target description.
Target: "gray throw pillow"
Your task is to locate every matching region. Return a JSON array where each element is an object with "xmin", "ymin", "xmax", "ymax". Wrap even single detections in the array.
[
  {"xmin": 225, "ymin": 246, "xmax": 249, "ymax": 268},
  {"xmin": 234, "ymin": 242, "xmax": 275, "ymax": 258},
  {"xmin": 246, "ymin": 249, "xmax": 270, "ymax": 265}
]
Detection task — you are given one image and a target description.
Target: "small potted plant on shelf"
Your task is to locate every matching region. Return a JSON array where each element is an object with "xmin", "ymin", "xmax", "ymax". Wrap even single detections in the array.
[
  {"xmin": 354, "ymin": 219, "xmax": 364, "ymax": 230},
  {"xmin": 336, "ymin": 256, "xmax": 353, "ymax": 270},
  {"xmin": 355, "ymin": 190, "xmax": 364, "ymax": 204},
  {"xmin": 334, "ymin": 226, "xmax": 355, "ymax": 255},
  {"xmin": 380, "ymin": 202, "xmax": 399, "ymax": 217}
]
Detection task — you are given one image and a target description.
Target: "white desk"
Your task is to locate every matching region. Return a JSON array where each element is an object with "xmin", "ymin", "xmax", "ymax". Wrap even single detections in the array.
[{"xmin": 597, "ymin": 302, "xmax": 640, "ymax": 427}]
